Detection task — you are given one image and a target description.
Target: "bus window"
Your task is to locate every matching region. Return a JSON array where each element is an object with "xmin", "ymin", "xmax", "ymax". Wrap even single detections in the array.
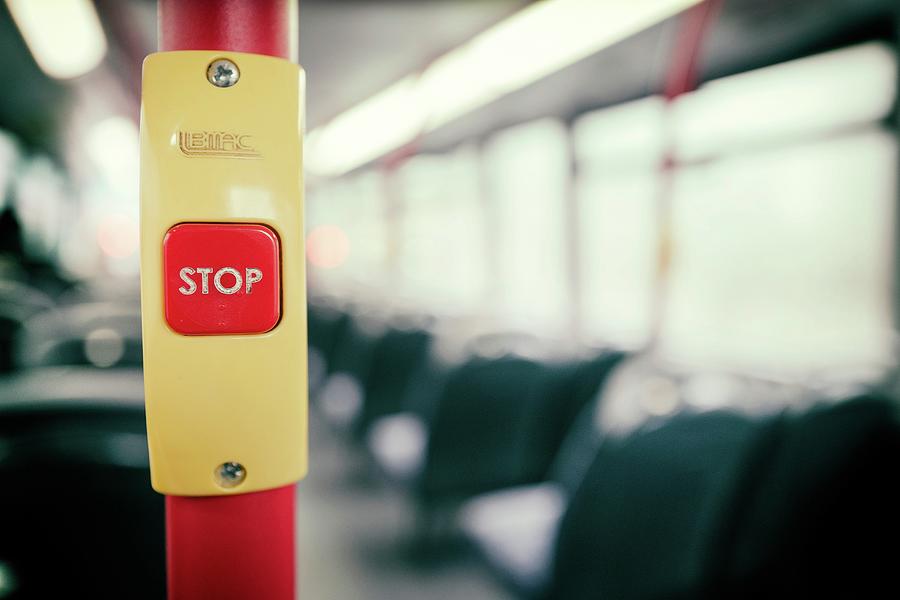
[
  {"xmin": 307, "ymin": 170, "xmax": 388, "ymax": 297},
  {"xmin": 574, "ymin": 97, "xmax": 666, "ymax": 349},
  {"xmin": 660, "ymin": 43, "xmax": 898, "ymax": 378},
  {"xmin": 394, "ymin": 145, "xmax": 486, "ymax": 316},
  {"xmin": 483, "ymin": 119, "xmax": 570, "ymax": 336}
]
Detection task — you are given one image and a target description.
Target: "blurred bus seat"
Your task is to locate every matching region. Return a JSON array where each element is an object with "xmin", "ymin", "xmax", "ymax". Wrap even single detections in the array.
[
  {"xmin": 713, "ymin": 393, "xmax": 900, "ymax": 598},
  {"xmin": 15, "ymin": 301, "xmax": 142, "ymax": 369},
  {"xmin": 457, "ymin": 397, "xmax": 607, "ymax": 595},
  {"xmin": 315, "ymin": 309, "xmax": 433, "ymax": 437},
  {"xmin": 458, "ymin": 352, "xmax": 822, "ymax": 598},
  {"xmin": 362, "ymin": 350, "xmax": 455, "ymax": 483},
  {"xmin": 368, "ymin": 350, "xmax": 625, "ymax": 543},
  {"xmin": 546, "ymin": 408, "xmax": 784, "ymax": 600},
  {"xmin": 456, "ymin": 354, "xmax": 672, "ymax": 595},
  {"xmin": 354, "ymin": 319, "xmax": 433, "ymax": 439},
  {"xmin": 366, "ymin": 328, "xmax": 579, "ymax": 487},
  {"xmin": 55, "ymin": 277, "xmax": 142, "ymax": 307},
  {"xmin": 540, "ymin": 391, "xmax": 899, "ymax": 600},
  {"xmin": 386, "ymin": 354, "xmax": 547, "ymax": 502},
  {"xmin": 0, "ymin": 279, "xmax": 54, "ymax": 373},
  {"xmin": 316, "ymin": 312, "xmax": 384, "ymax": 430},
  {"xmin": 0, "ymin": 366, "xmax": 163, "ymax": 598},
  {"xmin": 307, "ymin": 300, "xmax": 350, "ymax": 393}
]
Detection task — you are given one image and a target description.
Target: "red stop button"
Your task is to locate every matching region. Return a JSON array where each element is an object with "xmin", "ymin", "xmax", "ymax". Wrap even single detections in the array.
[{"xmin": 163, "ymin": 223, "xmax": 281, "ymax": 335}]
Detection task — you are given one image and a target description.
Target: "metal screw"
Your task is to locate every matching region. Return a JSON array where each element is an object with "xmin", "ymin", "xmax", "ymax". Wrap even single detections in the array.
[
  {"xmin": 215, "ymin": 461, "xmax": 247, "ymax": 488},
  {"xmin": 207, "ymin": 59, "xmax": 240, "ymax": 88}
]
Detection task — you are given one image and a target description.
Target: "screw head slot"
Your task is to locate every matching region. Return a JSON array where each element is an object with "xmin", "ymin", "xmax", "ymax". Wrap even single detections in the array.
[
  {"xmin": 207, "ymin": 59, "xmax": 240, "ymax": 88},
  {"xmin": 214, "ymin": 461, "xmax": 247, "ymax": 488}
]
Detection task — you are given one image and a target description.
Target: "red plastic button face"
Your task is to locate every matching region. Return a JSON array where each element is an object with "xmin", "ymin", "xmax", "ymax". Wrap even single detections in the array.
[{"xmin": 163, "ymin": 223, "xmax": 281, "ymax": 335}]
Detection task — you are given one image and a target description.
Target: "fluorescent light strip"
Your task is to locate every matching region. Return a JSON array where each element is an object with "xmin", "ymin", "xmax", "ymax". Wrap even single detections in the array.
[
  {"xmin": 306, "ymin": 0, "xmax": 702, "ymax": 177},
  {"xmin": 305, "ymin": 77, "xmax": 424, "ymax": 181},
  {"xmin": 5, "ymin": 0, "xmax": 107, "ymax": 79},
  {"xmin": 671, "ymin": 42, "xmax": 897, "ymax": 161}
]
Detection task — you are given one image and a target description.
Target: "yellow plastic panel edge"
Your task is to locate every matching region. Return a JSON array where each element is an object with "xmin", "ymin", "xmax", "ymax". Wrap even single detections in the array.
[{"xmin": 140, "ymin": 51, "xmax": 307, "ymax": 496}]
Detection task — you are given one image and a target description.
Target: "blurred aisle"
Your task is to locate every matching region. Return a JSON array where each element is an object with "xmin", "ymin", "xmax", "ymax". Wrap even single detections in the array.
[{"xmin": 297, "ymin": 413, "xmax": 512, "ymax": 600}]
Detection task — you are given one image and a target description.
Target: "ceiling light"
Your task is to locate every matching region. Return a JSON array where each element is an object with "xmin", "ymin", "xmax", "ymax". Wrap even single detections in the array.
[
  {"xmin": 5, "ymin": 0, "xmax": 107, "ymax": 79},
  {"xmin": 306, "ymin": 0, "xmax": 702, "ymax": 177},
  {"xmin": 85, "ymin": 116, "xmax": 140, "ymax": 196}
]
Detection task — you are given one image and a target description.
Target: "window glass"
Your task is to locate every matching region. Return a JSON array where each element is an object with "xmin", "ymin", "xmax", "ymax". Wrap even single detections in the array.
[
  {"xmin": 306, "ymin": 170, "xmax": 388, "ymax": 295},
  {"xmin": 395, "ymin": 145, "xmax": 486, "ymax": 315},
  {"xmin": 660, "ymin": 128, "xmax": 896, "ymax": 375},
  {"xmin": 574, "ymin": 97, "xmax": 665, "ymax": 348},
  {"xmin": 483, "ymin": 119, "xmax": 570, "ymax": 334}
]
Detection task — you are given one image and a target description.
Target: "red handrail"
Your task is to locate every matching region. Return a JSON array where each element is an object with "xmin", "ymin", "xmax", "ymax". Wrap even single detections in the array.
[
  {"xmin": 157, "ymin": 1, "xmax": 299, "ymax": 598},
  {"xmin": 159, "ymin": 0, "xmax": 297, "ymax": 62},
  {"xmin": 166, "ymin": 487, "xmax": 296, "ymax": 600}
]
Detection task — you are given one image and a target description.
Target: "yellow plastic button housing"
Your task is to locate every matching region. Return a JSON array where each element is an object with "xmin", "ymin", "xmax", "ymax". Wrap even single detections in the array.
[{"xmin": 140, "ymin": 51, "xmax": 307, "ymax": 496}]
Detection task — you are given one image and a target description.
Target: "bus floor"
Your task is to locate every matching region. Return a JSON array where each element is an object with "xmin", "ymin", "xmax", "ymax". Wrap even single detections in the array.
[{"xmin": 296, "ymin": 411, "xmax": 512, "ymax": 600}]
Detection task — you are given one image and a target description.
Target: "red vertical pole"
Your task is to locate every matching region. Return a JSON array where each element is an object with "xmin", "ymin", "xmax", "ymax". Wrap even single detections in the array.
[
  {"xmin": 166, "ymin": 488, "xmax": 297, "ymax": 600},
  {"xmin": 159, "ymin": 0, "xmax": 297, "ymax": 63},
  {"xmin": 157, "ymin": 2, "xmax": 299, "ymax": 599},
  {"xmin": 649, "ymin": 0, "xmax": 722, "ymax": 344}
]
